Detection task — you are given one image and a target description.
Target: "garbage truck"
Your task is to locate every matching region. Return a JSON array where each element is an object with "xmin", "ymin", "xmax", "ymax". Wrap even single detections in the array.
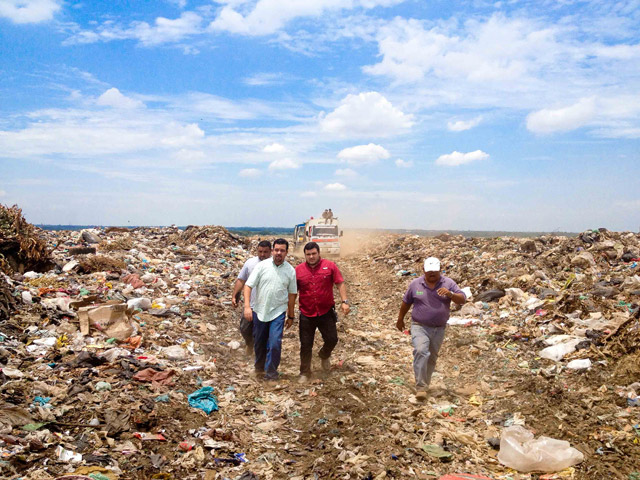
[{"xmin": 293, "ymin": 215, "xmax": 342, "ymax": 256}]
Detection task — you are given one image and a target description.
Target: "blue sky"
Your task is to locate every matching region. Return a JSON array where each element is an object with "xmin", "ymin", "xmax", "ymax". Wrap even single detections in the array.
[{"xmin": 1, "ymin": 0, "xmax": 639, "ymax": 231}]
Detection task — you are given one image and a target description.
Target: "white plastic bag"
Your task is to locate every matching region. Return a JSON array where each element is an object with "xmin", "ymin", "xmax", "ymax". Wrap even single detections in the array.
[{"xmin": 497, "ymin": 425, "xmax": 584, "ymax": 472}]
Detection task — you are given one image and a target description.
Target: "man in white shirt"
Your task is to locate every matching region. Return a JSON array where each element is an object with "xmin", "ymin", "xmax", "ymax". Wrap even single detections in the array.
[
  {"xmin": 243, "ymin": 238, "xmax": 297, "ymax": 382},
  {"xmin": 231, "ymin": 240, "xmax": 272, "ymax": 354}
]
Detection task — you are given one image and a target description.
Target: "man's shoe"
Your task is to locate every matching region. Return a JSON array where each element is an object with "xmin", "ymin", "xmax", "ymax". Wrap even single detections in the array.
[
  {"xmin": 415, "ymin": 389, "xmax": 428, "ymax": 401},
  {"xmin": 265, "ymin": 379, "xmax": 279, "ymax": 387},
  {"xmin": 298, "ymin": 375, "xmax": 309, "ymax": 384},
  {"xmin": 321, "ymin": 357, "xmax": 331, "ymax": 372}
]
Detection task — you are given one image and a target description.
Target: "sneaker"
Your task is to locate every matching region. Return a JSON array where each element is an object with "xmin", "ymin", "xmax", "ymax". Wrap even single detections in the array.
[
  {"xmin": 415, "ymin": 389, "xmax": 428, "ymax": 401},
  {"xmin": 265, "ymin": 379, "xmax": 279, "ymax": 387},
  {"xmin": 298, "ymin": 375, "xmax": 310, "ymax": 384},
  {"xmin": 321, "ymin": 357, "xmax": 331, "ymax": 372}
]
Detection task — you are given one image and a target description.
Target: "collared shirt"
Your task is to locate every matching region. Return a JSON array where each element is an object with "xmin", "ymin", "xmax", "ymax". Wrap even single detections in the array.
[
  {"xmin": 295, "ymin": 258, "xmax": 344, "ymax": 317},
  {"xmin": 237, "ymin": 256, "xmax": 263, "ymax": 309},
  {"xmin": 246, "ymin": 258, "xmax": 297, "ymax": 322},
  {"xmin": 402, "ymin": 275, "xmax": 465, "ymax": 327}
]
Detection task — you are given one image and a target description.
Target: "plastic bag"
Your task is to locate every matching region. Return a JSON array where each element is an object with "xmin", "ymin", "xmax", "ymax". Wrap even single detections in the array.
[{"xmin": 497, "ymin": 426, "xmax": 584, "ymax": 472}]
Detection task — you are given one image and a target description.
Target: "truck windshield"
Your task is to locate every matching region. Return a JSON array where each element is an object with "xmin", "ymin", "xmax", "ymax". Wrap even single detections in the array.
[{"xmin": 312, "ymin": 225, "xmax": 339, "ymax": 236}]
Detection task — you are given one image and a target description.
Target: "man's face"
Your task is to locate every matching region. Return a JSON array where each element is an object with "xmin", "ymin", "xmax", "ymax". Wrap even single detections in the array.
[
  {"xmin": 304, "ymin": 248, "xmax": 320, "ymax": 266},
  {"xmin": 425, "ymin": 270, "xmax": 441, "ymax": 283},
  {"xmin": 257, "ymin": 246, "xmax": 272, "ymax": 261},
  {"xmin": 273, "ymin": 243, "xmax": 288, "ymax": 264}
]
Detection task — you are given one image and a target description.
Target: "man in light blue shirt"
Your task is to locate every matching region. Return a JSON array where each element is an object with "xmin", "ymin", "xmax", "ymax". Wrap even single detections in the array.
[
  {"xmin": 244, "ymin": 238, "xmax": 297, "ymax": 382},
  {"xmin": 231, "ymin": 240, "xmax": 272, "ymax": 353}
]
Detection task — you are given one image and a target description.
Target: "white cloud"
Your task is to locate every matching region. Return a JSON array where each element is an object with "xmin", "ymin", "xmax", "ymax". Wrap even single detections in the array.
[
  {"xmin": 0, "ymin": 0, "xmax": 60, "ymax": 24},
  {"xmin": 337, "ymin": 143, "xmax": 390, "ymax": 166},
  {"xmin": 321, "ymin": 92, "xmax": 413, "ymax": 137},
  {"xmin": 239, "ymin": 168, "xmax": 261, "ymax": 177},
  {"xmin": 243, "ymin": 73, "xmax": 285, "ymax": 86},
  {"xmin": 65, "ymin": 11, "xmax": 203, "ymax": 46},
  {"xmin": 96, "ymin": 88, "xmax": 144, "ymax": 109},
  {"xmin": 209, "ymin": 0, "xmax": 403, "ymax": 36},
  {"xmin": 395, "ymin": 158, "xmax": 413, "ymax": 168},
  {"xmin": 436, "ymin": 150, "xmax": 489, "ymax": 166},
  {"xmin": 160, "ymin": 123, "xmax": 205, "ymax": 147},
  {"xmin": 268, "ymin": 157, "xmax": 300, "ymax": 170},
  {"xmin": 300, "ymin": 191, "xmax": 317, "ymax": 197},
  {"xmin": 0, "ymin": 189, "xmax": 6, "ymax": 197},
  {"xmin": 335, "ymin": 168, "xmax": 357, "ymax": 177},
  {"xmin": 447, "ymin": 116, "xmax": 483, "ymax": 132},
  {"xmin": 526, "ymin": 97, "xmax": 597, "ymax": 134},
  {"xmin": 263, "ymin": 142, "xmax": 287, "ymax": 153},
  {"xmin": 324, "ymin": 182, "xmax": 347, "ymax": 191},
  {"xmin": 365, "ymin": 15, "xmax": 565, "ymax": 84}
]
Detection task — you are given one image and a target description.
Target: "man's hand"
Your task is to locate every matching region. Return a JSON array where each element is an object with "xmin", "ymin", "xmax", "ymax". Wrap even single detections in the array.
[
  {"xmin": 396, "ymin": 318, "xmax": 405, "ymax": 332},
  {"xmin": 285, "ymin": 316, "xmax": 293, "ymax": 329},
  {"xmin": 437, "ymin": 287, "xmax": 453, "ymax": 299},
  {"xmin": 243, "ymin": 307, "xmax": 253, "ymax": 322},
  {"xmin": 340, "ymin": 302, "xmax": 350, "ymax": 316},
  {"xmin": 231, "ymin": 296, "xmax": 238, "ymax": 308}
]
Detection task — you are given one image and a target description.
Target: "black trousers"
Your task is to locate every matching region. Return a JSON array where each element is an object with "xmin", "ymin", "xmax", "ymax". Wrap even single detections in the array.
[
  {"xmin": 299, "ymin": 308, "xmax": 338, "ymax": 375},
  {"xmin": 239, "ymin": 313, "xmax": 254, "ymax": 348}
]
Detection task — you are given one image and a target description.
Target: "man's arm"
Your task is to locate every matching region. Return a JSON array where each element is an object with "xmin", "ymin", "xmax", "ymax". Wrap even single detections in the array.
[
  {"xmin": 337, "ymin": 282, "xmax": 350, "ymax": 315},
  {"xmin": 436, "ymin": 286, "xmax": 466, "ymax": 305},
  {"xmin": 243, "ymin": 285, "xmax": 253, "ymax": 321},
  {"xmin": 231, "ymin": 278, "xmax": 246, "ymax": 307},
  {"xmin": 285, "ymin": 293, "xmax": 297, "ymax": 329},
  {"xmin": 396, "ymin": 301, "xmax": 411, "ymax": 331}
]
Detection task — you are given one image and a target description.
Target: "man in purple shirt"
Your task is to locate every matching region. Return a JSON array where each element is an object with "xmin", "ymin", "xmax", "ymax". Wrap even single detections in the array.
[{"xmin": 396, "ymin": 257, "xmax": 466, "ymax": 401}]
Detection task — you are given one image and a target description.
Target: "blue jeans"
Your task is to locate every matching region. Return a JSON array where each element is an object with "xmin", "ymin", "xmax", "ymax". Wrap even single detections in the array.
[
  {"xmin": 411, "ymin": 324, "xmax": 446, "ymax": 389},
  {"xmin": 252, "ymin": 311, "xmax": 285, "ymax": 380}
]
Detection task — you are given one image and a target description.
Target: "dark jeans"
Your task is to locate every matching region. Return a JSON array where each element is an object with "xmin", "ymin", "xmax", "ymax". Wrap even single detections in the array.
[
  {"xmin": 252, "ymin": 311, "xmax": 285, "ymax": 380},
  {"xmin": 299, "ymin": 308, "xmax": 338, "ymax": 375},
  {"xmin": 239, "ymin": 313, "xmax": 254, "ymax": 348}
]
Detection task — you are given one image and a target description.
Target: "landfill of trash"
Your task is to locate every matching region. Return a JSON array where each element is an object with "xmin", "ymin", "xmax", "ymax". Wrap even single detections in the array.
[{"xmin": 0, "ymin": 204, "xmax": 639, "ymax": 480}]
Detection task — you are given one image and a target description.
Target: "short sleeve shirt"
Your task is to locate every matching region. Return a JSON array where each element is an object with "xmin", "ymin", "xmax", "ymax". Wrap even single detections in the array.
[
  {"xmin": 237, "ymin": 256, "xmax": 262, "ymax": 308},
  {"xmin": 402, "ymin": 275, "xmax": 465, "ymax": 327},
  {"xmin": 295, "ymin": 259, "xmax": 344, "ymax": 317},
  {"xmin": 246, "ymin": 258, "xmax": 297, "ymax": 322}
]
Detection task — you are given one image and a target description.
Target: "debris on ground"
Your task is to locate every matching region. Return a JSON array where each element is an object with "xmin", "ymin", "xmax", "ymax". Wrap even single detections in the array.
[{"xmin": 0, "ymin": 215, "xmax": 639, "ymax": 479}]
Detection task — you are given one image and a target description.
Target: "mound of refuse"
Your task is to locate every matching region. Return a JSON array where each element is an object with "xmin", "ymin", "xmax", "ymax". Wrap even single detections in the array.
[{"xmin": 0, "ymin": 204, "xmax": 53, "ymax": 275}]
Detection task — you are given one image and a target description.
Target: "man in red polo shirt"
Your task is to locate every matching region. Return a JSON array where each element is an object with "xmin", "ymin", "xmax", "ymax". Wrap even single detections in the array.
[{"xmin": 295, "ymin": 241, "xmax": 350, "ymax": 383}]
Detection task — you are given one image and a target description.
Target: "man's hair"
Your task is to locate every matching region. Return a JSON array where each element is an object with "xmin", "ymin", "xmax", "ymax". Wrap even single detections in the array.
[
  {"xmin": 257, "ymin": 240, "xmax": 272, "ymax": 249},
  {"xmin": 273, "ymin": 238, "xmax": 289, "ymax": 250},
  {"xmin": 303, "ymin": 241, "xmax": 320, "ymax": 253}
]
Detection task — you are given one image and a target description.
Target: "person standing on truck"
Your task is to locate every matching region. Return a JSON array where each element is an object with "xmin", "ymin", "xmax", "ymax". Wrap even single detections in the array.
[
  {"xmin": 231, "ymin": 240, "xmax": 272, "ymax": 355},
  {"xmin": 395, "ymin": 257, "xmax": 466, "ymax": 401},
  {"xmin": 243, "ymin": 238, "xmax": 297, "ymax": 384},
  {"xmin": 327, "ymin": 208, "xmax": 334, "ymax": 224},
  {"xmin": 294, "ymin": 241, "xmax": 350, "ymax": 383}
]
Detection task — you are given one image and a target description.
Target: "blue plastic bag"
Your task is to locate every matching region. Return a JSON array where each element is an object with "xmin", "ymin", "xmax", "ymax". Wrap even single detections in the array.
[{"xmin": 188, "ymin": 386, "xmax": 218, "ymax": 414}]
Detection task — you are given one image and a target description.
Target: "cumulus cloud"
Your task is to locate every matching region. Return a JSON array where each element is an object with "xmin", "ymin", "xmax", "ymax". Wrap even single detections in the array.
[
  {"xmin": 321, "ymin": 92, "xmax": 413, "ymax": 138},
  {"xmin": 395, "ymin": 158, "xmax": 413, "ymax": 168},
  {"xmin": 335, "ymin": 168, "xmax": 357, "ymax": 177},
  {"xmin": 209, "ymin": 0, "xmax": 403, "ymax": 36},
  {"xmin": 65, "ymin": 11, "xmax": 203, "ymax": 46},
  {"xmin": 239, "ymin": 168, "xmax": 261, "ymax": 177},
  {"xmin": 365, "ymin": 15, "xmax": 565, "ymax": 84},
  {"xmin": 97, "ymin": 88, "xmax": 144, "ymax": 109},
  {"xmin": 337, "ymin": 143, "xmax": 390, "ymax": 166},
  {"xmin": 268, "ymin": 157, "xmax": 300, "ymax": 170},
  {"xmin": 436, "ymin": 150, "xmax": 489, "ymax": 166},
  {"xmin": 0, "ymin": 0, "xmax": 60, "ymax": 24},
  {"xmin": 263, "ymin": 142, "xmax": 287, "ymax": 153},
  {"xmin": 324, "ymin": 182, "xmax": 347, "ymax": 191},
  {"xmin": 526, "ymin": 97, "xmax": 597, "ymax": 134},
  {"xmin": 447, "ymin": 116, "xmax": 483, "ymax": 132}
]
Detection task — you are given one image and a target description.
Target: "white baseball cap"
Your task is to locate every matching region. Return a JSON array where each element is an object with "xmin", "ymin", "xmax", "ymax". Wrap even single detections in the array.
[{"xmin": 423, "ymin": 257, "xmax": 441, "ymax": 272}]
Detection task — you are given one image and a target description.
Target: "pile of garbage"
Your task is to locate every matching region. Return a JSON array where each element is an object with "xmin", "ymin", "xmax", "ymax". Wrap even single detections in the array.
[
  {"xmin": 1, "ymin": 212, "xmax": 639, "ymax": 479},
  {"xmin": 0, "ymin": 204, "xmax": 53, "ymax": 275},
  {"xmin": 365, "ymin": 229, "xmax": 640, "ymax": 370}
]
